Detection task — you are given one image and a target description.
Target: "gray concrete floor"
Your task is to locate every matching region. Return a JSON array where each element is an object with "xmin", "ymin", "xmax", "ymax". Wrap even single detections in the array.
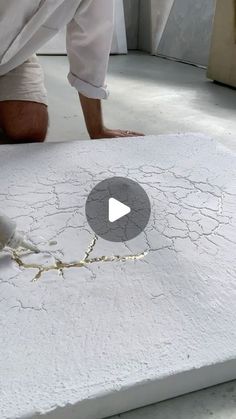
[
  {"xmin": 108, "ymin": 381, "xmax": 236, "ymax": 419},
  {"xmin": 40, "ymin": 52, "xmax": 236, "ymax": 152}
]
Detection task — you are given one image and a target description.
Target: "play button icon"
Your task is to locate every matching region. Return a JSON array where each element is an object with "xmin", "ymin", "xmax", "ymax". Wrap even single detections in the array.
[
  {"xmin": 109, "ymin": 198, "xmax": 131, "ymax": 223},
  {"xmin": 85, "ymin": 177, "xmax": 151, "ymax": 242}
]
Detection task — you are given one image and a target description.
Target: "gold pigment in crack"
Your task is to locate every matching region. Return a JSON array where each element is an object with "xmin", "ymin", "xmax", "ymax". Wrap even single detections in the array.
[{"xmin": 11, "ymin": 236, "xmax": 148, "ymax": 281}]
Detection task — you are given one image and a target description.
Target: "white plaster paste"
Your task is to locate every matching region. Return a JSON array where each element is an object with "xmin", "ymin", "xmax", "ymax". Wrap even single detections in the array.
[{"xmin": 0, "ymin": 134, "xmax": 236, "ymax": 419}]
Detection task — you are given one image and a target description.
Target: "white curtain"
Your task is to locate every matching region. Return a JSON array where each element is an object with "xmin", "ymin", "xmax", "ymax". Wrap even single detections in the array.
[
  {"xmin": 39, "ymin": 0, "xmax": 127, "ymax": 54},
  {"xmin": 112, "ymin": 0, "xmax": 128, "ymax": 53}
]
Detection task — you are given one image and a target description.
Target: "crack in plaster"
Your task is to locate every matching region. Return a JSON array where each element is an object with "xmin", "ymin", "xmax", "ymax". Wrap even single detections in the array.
[
  {"xmin": 10, "ymin": 236, "xmax": 148, "ymax": 282},
  {"xmin": 2, "ymin": 161, "xmax": 235, "ymax": 276}
]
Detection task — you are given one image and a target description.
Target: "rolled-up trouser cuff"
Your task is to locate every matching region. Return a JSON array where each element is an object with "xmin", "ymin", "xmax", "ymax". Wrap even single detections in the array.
[
  {"xmin": 0, "ymin": 55, "xmax": 48, "ymax": 106},
  {"xmin": 67, "ymin": 72, "xmax": 109, "ymax": 100}
]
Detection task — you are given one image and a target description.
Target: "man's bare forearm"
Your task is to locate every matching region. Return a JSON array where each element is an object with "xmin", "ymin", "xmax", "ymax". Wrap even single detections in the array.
[
  {"xmin": 79, "ymin": 94, "xmax": 104, "ymax": 139},
  {"xmin": 79, "ymin": 93, "xmax": 144, "ymax": 140}
]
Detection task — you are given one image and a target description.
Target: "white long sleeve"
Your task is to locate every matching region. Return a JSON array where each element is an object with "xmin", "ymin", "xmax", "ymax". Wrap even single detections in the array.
[{"xmin": 67, "ymin": 0, "xmax": 115, "ymax": 100}]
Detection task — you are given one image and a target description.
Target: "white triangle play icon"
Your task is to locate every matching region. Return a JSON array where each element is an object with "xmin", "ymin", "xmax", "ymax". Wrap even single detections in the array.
[{"xmin": 109, "ymin": 198, "xmax": 131, "ymax": 223}]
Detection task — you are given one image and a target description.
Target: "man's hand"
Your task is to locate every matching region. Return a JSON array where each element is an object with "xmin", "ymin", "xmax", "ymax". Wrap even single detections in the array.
[
  {"xmin": 90, "ymin": 127, "xmax": 144, "ymax": 140},
  {"xmin": 79, "ymin": 94, "xmax": 144, "ymax": 140}
]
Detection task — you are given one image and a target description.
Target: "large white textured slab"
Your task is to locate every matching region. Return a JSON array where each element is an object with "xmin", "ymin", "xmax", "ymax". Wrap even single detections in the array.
[{"xmin": 0, "ymin": 135, "xmax": 236, "ymax": 419}]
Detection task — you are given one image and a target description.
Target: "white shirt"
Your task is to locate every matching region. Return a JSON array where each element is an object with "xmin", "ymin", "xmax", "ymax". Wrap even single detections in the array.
[{"xmin": 0, "ymin": 0, "xmax": 114, "ymax": 99}]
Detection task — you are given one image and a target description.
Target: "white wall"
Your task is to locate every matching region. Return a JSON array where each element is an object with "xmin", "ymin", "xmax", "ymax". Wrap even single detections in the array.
[
  {"xmin": 157, "ymin": 0, "xmax": 216, "ymax": 66},
  {"xmin": 139, "ymin": 0, "xmax": 216, "ymax": 67}
]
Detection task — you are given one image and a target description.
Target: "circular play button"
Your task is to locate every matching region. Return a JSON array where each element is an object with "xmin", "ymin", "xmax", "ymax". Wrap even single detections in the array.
[{"xmin": 85, "ymin": 177, "xmax": 151, "ymax": 242}]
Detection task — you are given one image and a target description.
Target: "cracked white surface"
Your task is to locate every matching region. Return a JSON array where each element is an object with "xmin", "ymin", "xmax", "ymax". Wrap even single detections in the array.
[{"xmin": 0, "ymin": 134, "xmax": 236, "ymax": 419}]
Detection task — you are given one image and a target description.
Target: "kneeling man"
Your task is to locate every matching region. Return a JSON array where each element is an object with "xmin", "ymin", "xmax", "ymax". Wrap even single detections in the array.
[{"xmin": 0, "ymin": 0, "xmax": 142, "ymax": 142}]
